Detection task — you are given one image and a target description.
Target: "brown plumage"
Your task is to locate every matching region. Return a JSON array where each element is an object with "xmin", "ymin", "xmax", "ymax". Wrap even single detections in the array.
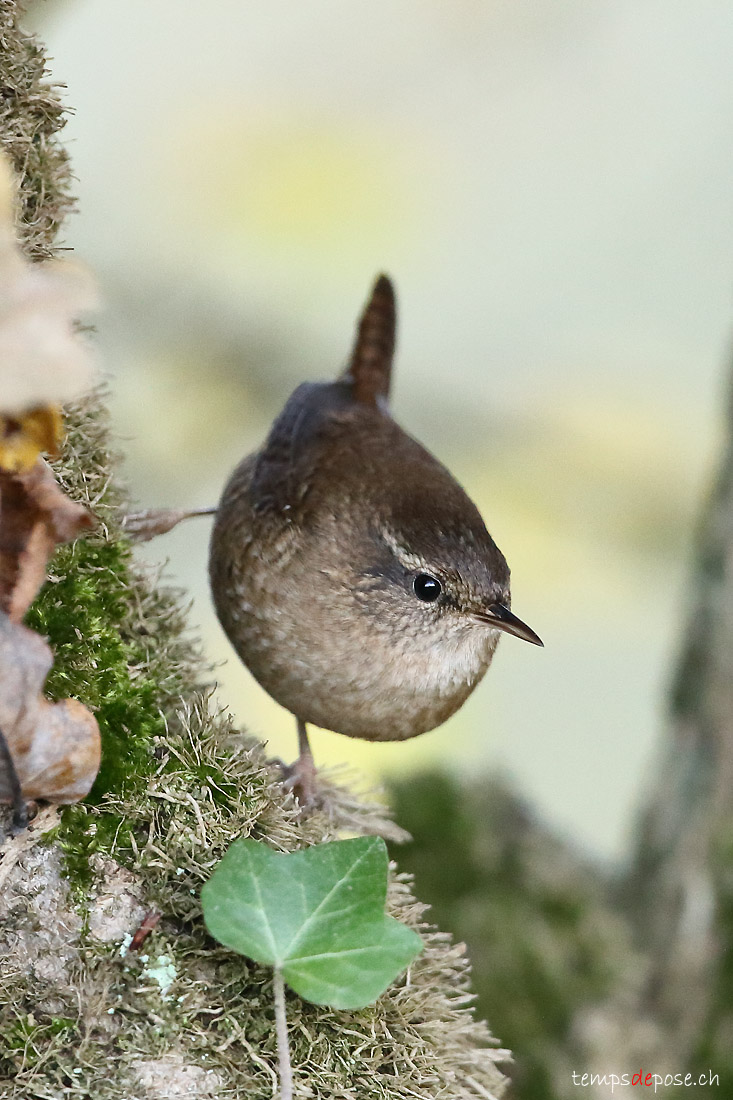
[
  {"xmin": 339, "ymin": 273, "xmax": 395, "ymax": 405},
  {"xmin": 209, "ymin": 275, "xmax": 541, "ymax": 801}
]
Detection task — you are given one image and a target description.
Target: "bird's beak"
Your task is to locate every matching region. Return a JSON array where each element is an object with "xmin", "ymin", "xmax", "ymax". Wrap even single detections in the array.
[{"xmin": 474, "ymin": 604, "xmax": 544, "ymax": 647}]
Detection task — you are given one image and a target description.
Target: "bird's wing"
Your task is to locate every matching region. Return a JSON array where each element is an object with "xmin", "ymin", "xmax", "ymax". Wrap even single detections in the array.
[{"xmin": 250, "ymin": 381, "xmax": 355, "ymax": 515}]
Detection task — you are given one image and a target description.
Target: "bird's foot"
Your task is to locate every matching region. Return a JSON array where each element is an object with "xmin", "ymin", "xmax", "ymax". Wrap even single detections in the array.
[{"xmin": 277, "ymin": 752, "xmax": 321, "ymax": 811}]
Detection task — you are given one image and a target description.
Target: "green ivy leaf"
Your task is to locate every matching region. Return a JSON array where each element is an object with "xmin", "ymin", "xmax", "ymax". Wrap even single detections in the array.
[{"xmin": 201, "ymin": 836, "xmax": 423, "ymax": 1009}]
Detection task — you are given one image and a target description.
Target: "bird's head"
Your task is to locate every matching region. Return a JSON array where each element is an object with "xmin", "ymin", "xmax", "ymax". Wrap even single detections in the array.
[{"xmin": 343, "ymin": 461, "xmax": 542, "ymax": 661}]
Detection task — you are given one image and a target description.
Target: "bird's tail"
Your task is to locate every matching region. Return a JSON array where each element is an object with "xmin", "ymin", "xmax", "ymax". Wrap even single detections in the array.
[{"xmin": 340, "ymin": 273, "xmax": 396, "ymax": 407}]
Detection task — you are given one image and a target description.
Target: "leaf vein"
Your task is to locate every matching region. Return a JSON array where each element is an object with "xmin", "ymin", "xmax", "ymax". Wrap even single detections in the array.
[
  {"xmin": 283, "ymin": 843, "xmax": 377, "ymax": 960},
  {"xmin": 288, "ymin": 943, "xmax": 391, "ymax": 964}
]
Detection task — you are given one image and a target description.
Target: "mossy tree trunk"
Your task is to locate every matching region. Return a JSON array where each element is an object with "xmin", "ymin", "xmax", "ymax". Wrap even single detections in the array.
[
  {"xmin": 618, "ymin": 364, "xmax": 733, "ymax": 1088},
  {"xmin": 0, "ymin": 6, "xmax": 508, "ymax": 1099}
]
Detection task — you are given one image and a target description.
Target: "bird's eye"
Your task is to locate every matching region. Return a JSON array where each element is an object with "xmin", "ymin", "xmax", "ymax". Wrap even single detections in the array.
[{"xmin": 413, "ymin": 573, "xmax": 442, "ymax": 602}]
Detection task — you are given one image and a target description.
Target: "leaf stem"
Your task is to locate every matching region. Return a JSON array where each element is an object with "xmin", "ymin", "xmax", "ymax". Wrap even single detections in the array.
[{"xmin": 273, "ymin": 967, "xmax": 293, "ymax": 1100}]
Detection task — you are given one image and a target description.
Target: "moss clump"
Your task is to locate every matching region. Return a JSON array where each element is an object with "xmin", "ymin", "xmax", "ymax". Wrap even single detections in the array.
[
  {"xmin": 19, "ymin": 397, "xmax": 196, "ymax": 894},
  {"xmin": 0, "ymin": 1009, "xmax": 79, "ymax": 1075},
  {"xmin": 0, "ymin": 0, "xmax": 74, "ymax": 257},
  {"xmin": 26, "ymin": 536, "xmax": 165, "ymax": 801},
  {"xmin": 2, "ymin": 688, "xmax": 509, "ymax": 1098}
]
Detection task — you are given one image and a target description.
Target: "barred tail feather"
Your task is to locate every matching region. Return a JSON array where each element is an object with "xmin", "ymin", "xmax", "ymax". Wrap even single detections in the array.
[{"xmin": 341, "ymin": 274, "xmax": 396, "ymax": 407}]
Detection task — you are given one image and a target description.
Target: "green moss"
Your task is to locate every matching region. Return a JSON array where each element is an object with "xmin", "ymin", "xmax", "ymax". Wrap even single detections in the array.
[
  {"xmin": 27, "ymin": 537, "xmax": 164, "ymax": 802},
  {"xmin": 0, "ymin": 1009, "xmax": 79, "ymax": 1076},
  {"xmin": 53, "ymin": 806, "xmax": 132, "ymax": 893}
]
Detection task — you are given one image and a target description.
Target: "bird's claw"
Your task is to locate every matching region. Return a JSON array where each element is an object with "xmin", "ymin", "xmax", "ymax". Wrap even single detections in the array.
[{"xmin": 277, "ymin": 753, "xmax": 320, "ymax": 811}]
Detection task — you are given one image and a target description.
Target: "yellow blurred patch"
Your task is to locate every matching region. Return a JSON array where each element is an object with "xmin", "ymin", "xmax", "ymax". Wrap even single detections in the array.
[
  {"xmin": 0, "ymin": 405, "xmax": 62, "ymax": 473},
  {"xmin": 170, "ymin": 113, "xmax": 414, "ymax": 259}
]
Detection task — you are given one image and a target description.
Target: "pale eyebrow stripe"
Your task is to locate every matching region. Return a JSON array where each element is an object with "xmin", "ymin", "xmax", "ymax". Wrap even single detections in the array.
[{"xmin": 380, "ymin": 527, "xmax": 426, "ymax": 573}]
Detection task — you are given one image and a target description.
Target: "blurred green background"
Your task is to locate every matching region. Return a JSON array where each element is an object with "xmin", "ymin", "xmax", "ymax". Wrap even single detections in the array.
[{"xmin": 28, "ymin": 0, "xmax": 733, "ymax": 867}]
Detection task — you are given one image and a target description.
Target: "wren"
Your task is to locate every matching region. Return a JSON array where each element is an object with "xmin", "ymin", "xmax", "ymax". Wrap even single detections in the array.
[{"xmin": 209, "ymin": 275, "xmax": 542, "ymax": 802}]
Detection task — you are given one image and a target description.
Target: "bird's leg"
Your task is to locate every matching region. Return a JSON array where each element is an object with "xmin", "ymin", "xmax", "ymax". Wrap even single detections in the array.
[{"xmin": 280, "ymin": 719, "xmax": 319, "ymax": 808}]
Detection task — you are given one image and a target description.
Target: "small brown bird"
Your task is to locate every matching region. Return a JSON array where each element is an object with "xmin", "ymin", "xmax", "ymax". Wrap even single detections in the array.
[{"xmin": 209, "ymin": 276, "xmax": 542, "ymax": 802}]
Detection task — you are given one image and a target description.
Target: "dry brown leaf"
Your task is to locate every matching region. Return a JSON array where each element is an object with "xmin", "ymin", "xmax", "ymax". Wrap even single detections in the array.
[
  {"xmin": 0, "ymin": 724, "xmax": 26, "ymax": 830},
  {"xmin": 0, "ymin": 612, "xmax": 100, "ymax": 805},
  {"xmin": 0, "ymin": 458, "xmax": 94, "ymax": 622}
]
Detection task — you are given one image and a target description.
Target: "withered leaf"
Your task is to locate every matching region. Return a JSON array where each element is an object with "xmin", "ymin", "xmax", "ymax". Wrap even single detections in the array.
[
  {"xmin": 0, "ymin": 458, "xmax": 94, "ymax": 622},
  {"xmin": 0, "ymin": 612, "xmax": 100, "ymax": 804},
  {"xmin": 129, "ymin": 909, "xmax": 162, "ymax": 951},
  {"xmin": 0, "ymin": 724, "xmax": 27, "ymax": 831}
]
